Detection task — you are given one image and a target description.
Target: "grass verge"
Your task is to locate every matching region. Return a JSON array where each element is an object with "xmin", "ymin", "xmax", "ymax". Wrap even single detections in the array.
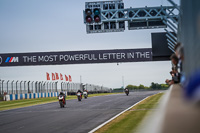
[
  {"xmin": 0, "ymin": 93, "xmax": 121, "ymax": 111},
  {"xmin": 95, "ymin": 93, "xmax": 164, "ymax": 133}
]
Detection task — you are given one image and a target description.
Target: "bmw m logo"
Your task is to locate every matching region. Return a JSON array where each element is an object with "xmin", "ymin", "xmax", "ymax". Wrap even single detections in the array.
[{"xmin": 5, "ymin": 57, "xmax": 19, "ymax": 63}]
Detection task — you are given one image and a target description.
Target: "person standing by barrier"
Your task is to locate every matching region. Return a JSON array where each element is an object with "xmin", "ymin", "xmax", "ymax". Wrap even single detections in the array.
[{"xmin": 170, "ymin": 54, "xmax": 179, "ymax": 68}]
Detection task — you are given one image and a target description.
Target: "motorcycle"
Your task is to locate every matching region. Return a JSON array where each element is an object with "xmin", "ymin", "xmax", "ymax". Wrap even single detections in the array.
[
  {"xmin": 77, "ymin": 92, "xmax": 82, "ymax": 101},
  {"xmin": 83, "ymin": 91, "xmax": 88, "ymax": 99},
  {"xmin": 58, "ymin": 95, "xmax": 65, "ymax": 108},
  {"xmin": 125, "ymin": 89, "xmax": 129, "ymax": 96}
]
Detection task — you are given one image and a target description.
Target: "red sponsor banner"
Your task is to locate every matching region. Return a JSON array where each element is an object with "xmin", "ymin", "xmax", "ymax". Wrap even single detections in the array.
[
  {"xmin": 52, "ymin": 73, "xmax": 55, "ymax": 80},
  {"xmin": 55, "ymin": 73, "xmax": 59, "ymax": 80},
  {"xmin": 69, "ymin": 75, "xmax": 72, "ymax": 82},
  {"xmin": 46, "ymin": 72, "xmax": 50, "ymax": 80},
  {"xmin": 47, "ymin": 73, "xmax": 71, "ymax": 81},
  {"xmin": 65, "ymin": 75, "xmax": 68, "ymax": 81},
  {"xmin": 60, "ymin": 73, "xmax": 63, "ymax": 80}
]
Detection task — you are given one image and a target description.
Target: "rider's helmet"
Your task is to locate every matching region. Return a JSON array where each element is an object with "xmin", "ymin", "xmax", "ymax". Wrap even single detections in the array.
[{"xmin": 60, "ymin": 91, "xmax": 64, "ymax": 95}]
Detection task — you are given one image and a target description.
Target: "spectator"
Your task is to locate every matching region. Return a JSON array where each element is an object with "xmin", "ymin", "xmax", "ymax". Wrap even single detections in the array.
[
  {"xmin": 165, "ymin": 67, "xmax": 180, "ymax": 85},
  {"xmin": 174, "ymin": 42, "xmax": 184, "ymax": 72},
  {"xmin": 165, "ymin": 43, "xmax": 183, "ymax": 86},
  {"xmin": 165, "ymin": 79, "xmax": 174, "ymax": 85},
  {"xmin": 170, "ymin": 54, "xmax": 179, "ymax": 68},
  {"xmin": 177, "ymin": 46, "xmax": 184, "ymax": 72},
  {"xmin": 165, "ymin": 67, "xmax": 175, "ymax": 85},
  {"xmin": 172, "ymin": 67, "xmax": 180, "ymax": 84},
  {"xmin": 174, "ymin": 42, "xmax": 181, "ymax": 57}
]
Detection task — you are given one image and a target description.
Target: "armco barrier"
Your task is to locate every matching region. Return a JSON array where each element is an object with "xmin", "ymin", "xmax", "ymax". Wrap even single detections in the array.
[{"xmin": 3, "ymin": 91, "xmax": 66, "ymax": 101}]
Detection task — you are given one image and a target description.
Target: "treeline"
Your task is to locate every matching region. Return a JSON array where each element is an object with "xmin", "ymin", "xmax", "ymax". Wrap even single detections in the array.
[{"xmin": 115, "ymin": 82, "xmax": 169, "ymax": 90}]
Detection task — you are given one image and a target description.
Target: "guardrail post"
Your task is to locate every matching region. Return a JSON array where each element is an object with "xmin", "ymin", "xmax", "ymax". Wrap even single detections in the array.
[
  {"xmin": 20, "ymin": 81, "xmax": 23, "ymax": 94},
  {"xmin": 11, "ymin": 80, "xmax": 14, "ymax": 94},
  {"xmin": 43, "ymin": 81, "xmax": 45, "ymax": 93},
  {"xmin": 35, "ymin": 81, "xmax": 38, "ymax": 93},
  {"xmin": 42, "ymin": 82, "xmax": 44, "ymax": 93},
  {"xmin": 28, "ymin": 81, "xmax": 30, "ymax": 93},
  {"xmin": 39, "ymin": 81, "xmax": 41, "ymax": 92},
  {"xmin": 31, "ymin": 81, "xmax": 34, "ymax": 93},
  {"xmin": 16, "ymin": 80, "xmax": 18, "ymax": 94},
  {"xmin": 52, "ymin": 82, "xmax": 54, "ymax": 92},
  {"xmin": 61, "ymin": 82, "xmax": 63, "ymax": 91},
  {"xmin": 49, "ymin": 82, "xmax": 52, "ymax": 92},
  {"xmin": 65, "ymin": 82, "xmax": 67, "ymax": 91},
  {"xmin": 2, "ymin": 80, "xmax": 4, "ymax": 94},
  {"xmin": 40, "ymin": 81, "xmax": 43, "ymax": 92},
  {"xmin": 47, "ymin": 82, "xmax": 49, "ymax": 92},
  {"xmin": 67, "ymin": 82, "xmax": 69, "ymax": 93},
  {"xmin": 55, "ymin": 82, "xmax": 58, "ymax": 92},
  {"xmin": 7, "ymin": 80, "xmax": 9, "ymax": 94},
  {"xmin": 50, "ymin": 82, "xmax": 53, "ymax": 92},
  {"xmin": 24, "ymin": 81, "xmax": 26, "ymax": 93}
]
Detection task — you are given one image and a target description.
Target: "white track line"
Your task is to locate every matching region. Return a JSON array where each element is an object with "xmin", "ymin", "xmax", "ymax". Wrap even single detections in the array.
[{"xmin": 88, "ymin": 96, "xmax": 150, "ymax": 133}]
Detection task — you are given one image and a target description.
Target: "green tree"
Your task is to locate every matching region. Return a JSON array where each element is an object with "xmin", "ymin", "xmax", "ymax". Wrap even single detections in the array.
[
  {"xmin": 126, "ymin": 82, "xmax": 168, "ymax": 90},
  {"xmin": 150, "ymin": 82, "xmax": 156, "ymax": 89},
  {"xmin": 126, "ymin": 85, "xmax": 138, "ymax": 90},
  {"xmin": 138, "ymin": 84, "xmax": 145, "ymax": 89}
]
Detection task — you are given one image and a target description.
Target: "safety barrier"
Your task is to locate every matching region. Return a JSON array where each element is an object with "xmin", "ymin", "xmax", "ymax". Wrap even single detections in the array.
[
  {"xmin": 3, "ymin": 91, "xmax": 68, "ymax": 101},
  {"xmin": 0, "ymin": 80, "xmax": 61, "ymax": 95},
  {"xmin": 0, "ymin": 80, "xmax": 111, "ymax": 95},
  {"xmin": 0, "ymin": 79, "xmax": 112, "ymax": 101}
]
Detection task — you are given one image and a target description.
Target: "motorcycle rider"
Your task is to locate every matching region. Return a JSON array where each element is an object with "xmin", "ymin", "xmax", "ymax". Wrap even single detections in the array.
[
  {"xmin": 83, "ymin": 89, "xmax": 88, "ymax": 97},
  {"xmin": 77, "ymin": 90, "xmax": 83, "ymax": 98},
  {"xmin": 124, "ymin": 87, "xmax": 129, "ymax": 93},
  {"xmin": 84, "ymin": 89, "xmax": 88, "ymax": 94},
  {"xmin": 58, "ymin": 91, "xmax": 66, "ymax": 105}
]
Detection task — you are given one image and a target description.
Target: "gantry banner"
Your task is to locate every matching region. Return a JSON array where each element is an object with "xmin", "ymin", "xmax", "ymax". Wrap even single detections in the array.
[{"xmin": 0, "ymin": 48, "xmax": 152, "ymax": 67}]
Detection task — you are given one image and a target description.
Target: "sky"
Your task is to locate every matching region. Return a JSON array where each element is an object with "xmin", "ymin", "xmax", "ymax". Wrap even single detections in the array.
[{"xmin": 0, "ymin": 0, "xmax": 179, "ymax": 88}]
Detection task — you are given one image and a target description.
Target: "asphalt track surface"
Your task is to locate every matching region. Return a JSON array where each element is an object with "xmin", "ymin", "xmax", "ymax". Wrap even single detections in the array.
[{"xmin": 0, "ymin": 91, "xmax": 162, "ymax": 133}]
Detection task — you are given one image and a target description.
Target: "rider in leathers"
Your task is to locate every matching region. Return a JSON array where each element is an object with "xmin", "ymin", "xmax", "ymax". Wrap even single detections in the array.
[{"xmin": 58, "ymin": 91, "xmax": 66, "ymax": 105}]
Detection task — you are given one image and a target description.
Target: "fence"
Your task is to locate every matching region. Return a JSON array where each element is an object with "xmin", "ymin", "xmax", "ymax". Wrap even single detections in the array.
[
  {"xmin": 0, "ymin": 80, "xmax": 60, "ymax": 95},
  {"xmin": 0, "ymin": 79, "xmax": 112, "ymax": 101}
]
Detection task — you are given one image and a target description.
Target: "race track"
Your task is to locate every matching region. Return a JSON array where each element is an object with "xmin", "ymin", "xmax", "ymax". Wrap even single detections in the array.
[{"xmin": 0, "ymin": 91, "xmax": 162, "ymax": 133}]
